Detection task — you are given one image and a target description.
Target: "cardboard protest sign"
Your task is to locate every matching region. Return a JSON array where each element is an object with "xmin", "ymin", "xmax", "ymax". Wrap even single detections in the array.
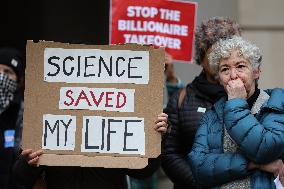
[
  {"xmin": 22, "ymin": 41, "xmax": 164, "ymax": 168},
  {"xmin": 110, "ymin": 0, "xmax": 197, "ymax": 62}
]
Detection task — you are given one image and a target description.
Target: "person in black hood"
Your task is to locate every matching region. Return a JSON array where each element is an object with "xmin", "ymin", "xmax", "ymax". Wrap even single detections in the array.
[
  {"xmin": 161, "ymin": 17, "xmax": 242, "ymax": 189},
  {"xmin": 0, "ymin": 47, "xmax": 25, "ymax": 189}
]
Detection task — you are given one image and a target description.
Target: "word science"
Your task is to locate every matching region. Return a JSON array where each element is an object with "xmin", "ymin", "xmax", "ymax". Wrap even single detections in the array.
[{"xmin": 44, "ymin": 48, "xmax": 149, "ymax": 84}]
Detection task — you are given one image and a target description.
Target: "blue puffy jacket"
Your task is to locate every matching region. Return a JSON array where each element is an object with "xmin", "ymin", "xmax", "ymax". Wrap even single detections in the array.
[{"xmin": 188, "ymin": 88, "xmax": 284, "ymax": 189}]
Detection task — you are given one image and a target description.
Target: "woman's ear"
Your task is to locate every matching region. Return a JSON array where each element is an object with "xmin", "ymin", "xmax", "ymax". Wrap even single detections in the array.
[{"xmin": 253, "ymin": 67, "xmax": 261, "ymax": 80}]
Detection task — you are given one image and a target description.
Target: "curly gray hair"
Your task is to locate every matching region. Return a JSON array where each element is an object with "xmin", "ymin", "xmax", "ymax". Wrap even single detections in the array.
[
  {"xmin": 194, "ymin": 17, "xmax": 241, "ymax": 65},
  {"xmin": 209, "ymin": 36, "xmax": 262, "ymax": 79}
]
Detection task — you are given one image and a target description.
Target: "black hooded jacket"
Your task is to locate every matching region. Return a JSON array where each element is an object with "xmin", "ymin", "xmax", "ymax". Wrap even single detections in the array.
[
  {"xmin": 0, "ymin": 97, "xmax": 23, "ymax": 189},
  {"xmin": 162, "ymin": 72, "xmax": 226, "ymax": 189}
]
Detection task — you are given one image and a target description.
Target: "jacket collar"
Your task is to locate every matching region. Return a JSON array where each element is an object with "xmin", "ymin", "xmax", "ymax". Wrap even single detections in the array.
[
  {"xmin": 264, "ymin": 88, "xmax": 284, "ymax": 112},
  {"xmin": 212, "ymin": 88, "xmax": 284, "ymax": 121}
]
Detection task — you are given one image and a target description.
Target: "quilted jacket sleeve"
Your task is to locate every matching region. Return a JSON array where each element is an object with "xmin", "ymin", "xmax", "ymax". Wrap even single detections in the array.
[
  {"xmin": 188, "ymin": 112, "xmax": 250, "ymax": 188},
  {"xmin": 161, "ymin": 92, "xmax": 200, "ymax": 188},
  {"xmin": 224, "ymin": 98, "xmax": 284, "ymax": 163}
]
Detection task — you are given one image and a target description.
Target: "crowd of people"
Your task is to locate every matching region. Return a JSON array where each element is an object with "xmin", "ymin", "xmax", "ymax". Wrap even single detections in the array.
[{"xmin": 1, "ymin": 16, "xmax": 284, "ymax": 189}]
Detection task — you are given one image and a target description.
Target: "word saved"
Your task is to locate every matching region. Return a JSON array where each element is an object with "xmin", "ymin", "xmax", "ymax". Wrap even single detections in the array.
[
  {"xmin": 42, "ymin": 115, "xmax": 145, "ymax": 155},
  {"xmin": 44, "ymin": 48, "xmax": 149, "ymax": 84},
  {"xmin": 59, "ymin": 87, "xmax": 135, "ymax": 112}
]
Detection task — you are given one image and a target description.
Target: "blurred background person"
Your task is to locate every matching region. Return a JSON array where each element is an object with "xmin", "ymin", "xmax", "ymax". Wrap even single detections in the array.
[
  {"xmin": 0, "ymin": 47, "xmax": 25, "ymax": 189},
  {"xmin": 164, "ymin": 52, "xmax": 185, "ymax": 101}
]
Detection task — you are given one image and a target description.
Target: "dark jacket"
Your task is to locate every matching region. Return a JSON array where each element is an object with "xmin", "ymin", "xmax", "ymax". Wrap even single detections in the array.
[
  {"xmin": 13, "ymin": 153, "xmax": 160, "ymax": 189},
  {"xmin": 0, "ymin": 99, "xmax": 24, "ymax": 189},
  {"xmin": 188, "ymin": 88, "xmax": 284, "ymax": 189},
  {"xmin": 162, "ymin": 72, "xmax": 226, "ymax": 189}
]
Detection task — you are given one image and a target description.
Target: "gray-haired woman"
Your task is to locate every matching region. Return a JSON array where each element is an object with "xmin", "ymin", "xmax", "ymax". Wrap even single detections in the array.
[{"xmin": 188, "ymin": 36, "xmax": 284, "ymax": 189}]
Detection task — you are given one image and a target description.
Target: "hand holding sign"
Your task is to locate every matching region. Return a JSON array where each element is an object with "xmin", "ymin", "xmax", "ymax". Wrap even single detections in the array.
[
  {"xmin": 154, "ymin": 113, "xmax": 168, "ymax": 134},
  {"xmin": 21, "ymin": 149, "xmax": 44, "ymax": 167}
]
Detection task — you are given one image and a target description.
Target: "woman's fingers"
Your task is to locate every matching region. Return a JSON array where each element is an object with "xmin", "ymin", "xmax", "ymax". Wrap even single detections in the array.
[
  {"xmin": 156, "ymin": 126, "xmax": 167, "ymax": 133},
  {"xmin": 157, "ymin": 113, "xmax": 168, "ymax": 118},
  {"xmin": 280, "ymin": 175, "xmax": 284, "ymax": 186},
  {"xmin": 154, "ymin": 121, "xmax": 168, "ymax": 133},
  {"xmin": 226, "ymin": 79, "xmax": 247, "ymax": 100},
  {"xmin": 278, "ymin": 164, "xmax": 284, "ymax": 186},
  {"xmin": 155, "ymin": 121, "xmax": 167, "ymax": 129},
  {"xmin": 21, "ymin": 149, "xmax": 33, "ymax": 157},
  {"xmin": 154, "ymin": 113, "xmax": 169, "ymax": 134},
  {"xmin": 28, "ymin": 156, "xmax": 40, "ymax": 166},
  {"xmin": 155, "ymin": 113, "xmax": 168, "ymax": 124},
  {"xmin": 21, "ymin": 149, "xmax": 44, "ymax": 166},
  {"xmin": 29, "ymin": 150, "xmax": 44, "ymax": 159},
  {"xmin": 27, "ymin": 150, "xmax": 44, "ymax": 166}
]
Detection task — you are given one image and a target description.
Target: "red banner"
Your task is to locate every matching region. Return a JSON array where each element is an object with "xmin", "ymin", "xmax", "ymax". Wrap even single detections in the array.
[{"xmin": 110, "ymin": 0, "xmax": 197, "ymax": 62}]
